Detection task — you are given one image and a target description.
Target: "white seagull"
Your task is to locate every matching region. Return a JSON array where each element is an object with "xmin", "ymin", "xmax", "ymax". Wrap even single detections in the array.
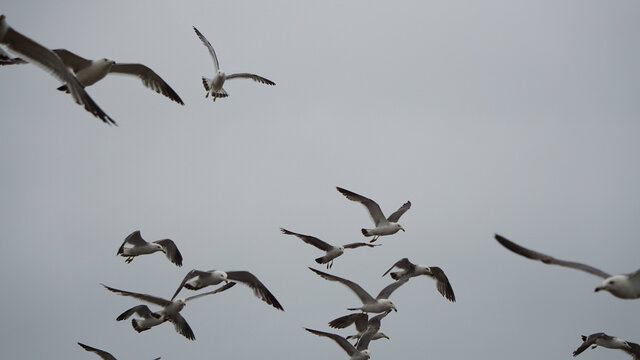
[
  {"xmin": 52, "ymin": 49, "xmax": 184, "ymax": 105},
  {"xmin": 78, "ymin": 342, "xmax": 159, "ymax": 360},
  {"xmin": 573, "ymin": 333, "xmax": 639, "ymax": 359},
  {"xmin": 336, "ymin": 187, "xmax": 410, "ymax": 243},
  {"xmin": 280, "ymin": 227, "xmax": 381, "ymax": 268},
  {"xmin": 193, "ymin": 26, "xmax": 275, "ymax": 101},
  {"xmin": 171, "ymin": 269, "xmax": 284, "ymax": 310},
  {"xmin": 0, "ymin": 14, "xmax": 115, "ymax": 124},
  {"xmin": 309, "ymin": 267, "xmax": 407, "ymax": 313},
  {"xmin": 382, "ymin": 258, "xmax": 456, "ymax": 302},
  {"xmin": 495, "ymin": 234, "xmax": 640, "ymax": 299},
  {"xmin": 103, "ymin": 282, "xmax": 236, "ymax": 340},
  {"xmin": 328, "ymin": 311, "xmax": 390, "ymax": 345},
  {"xmin": 117, "ymin": 231, "xmax": 183, "ymax": 266}
]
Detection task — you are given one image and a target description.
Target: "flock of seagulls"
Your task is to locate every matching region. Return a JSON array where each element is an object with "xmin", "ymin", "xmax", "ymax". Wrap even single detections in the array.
[
  {"xmin": 0, "ymin": 14, "xmax": 275, "ymax": 126},
  {"xmin": 2, "ymin": 11, "xmax": 637, "ymax": 360}
]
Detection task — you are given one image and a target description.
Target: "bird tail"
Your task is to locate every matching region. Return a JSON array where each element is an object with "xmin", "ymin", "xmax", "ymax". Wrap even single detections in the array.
[
  {"xmin": 315, "ymin": 257, "xmax": 326, "ymax": 264},
  {"xmin": 184, "ymin": 283, "xmax": 203, "ymax": 291},
  {"xmin": 347, "ymin": 307, "xmax": 360, "ymax": 311},
  {"xmin": 132, "ymin": 319, "xmax": 147, "ymax": 333},
  {"xmin": 57, "ymin": 84, "xmax": 70, "ymax": 93},
  {"xmin": 214, "ymin": 89, "xmax": 228, "ymax": 99},
  {"xmin": 390, "ymin": 272, "xmax": 401, "ymax": 280},
  {"xmin": 361, "ymin": 229, "xmax": 371, "ymax": 236}
]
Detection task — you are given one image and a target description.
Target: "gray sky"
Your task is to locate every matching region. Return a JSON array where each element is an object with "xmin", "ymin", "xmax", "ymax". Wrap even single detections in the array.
[{"xmin": 1, "ymin": 1, "xmax": 639, "ymax": 359}]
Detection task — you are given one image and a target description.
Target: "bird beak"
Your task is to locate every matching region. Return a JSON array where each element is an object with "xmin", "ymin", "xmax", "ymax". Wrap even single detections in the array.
[
  {"xmin": 224, "ymin": 278, "xmax": 229, "ymax": 283},
  {"xmin": 594, "ymin": 286, "xmax": 603, "ymax": 292},
  {"xmin": 400, "ymin": 227, "xmax": 405, "ymax": 232},
  {"xmin": 392, "ymin": 306, "xmax": 397, "ymax": 312},
  {"xmin": 384, "ymin": 335, "xmax": 390, "ymax": 340}
]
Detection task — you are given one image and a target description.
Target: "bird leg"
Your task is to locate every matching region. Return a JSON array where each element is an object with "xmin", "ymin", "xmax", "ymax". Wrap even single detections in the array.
[
  {"xmin": 125, "ymin": 257, "xmax": 134, "ymax": 264},
  {"xmin": 369, "ymin": 235, "xmax": 379, "ymax": 243}
]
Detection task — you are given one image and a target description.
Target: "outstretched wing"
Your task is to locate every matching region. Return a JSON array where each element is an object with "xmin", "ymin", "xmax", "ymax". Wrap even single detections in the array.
[
  {"xmin": 226, "ymin": 271, "xmax": 284, "ymax": 311},
  {"xmin": 118, "ymin": 230, "xmax": 147, "ymax": 255},
  {"xmin": 170, "ymin": 269, "xmax": 213, "ymax": 300},
  {"xmin": 382, "ymin": 258, "xmax": 415, "ymax": 278},
  {"xmin": 309, "ymin": 267, "xmax": 376, "ymax": 304},
  {"xmin": 328, "ymin": 313, "xmax": 369, "ymax": 332},
  {"xmin": 116, "ymin": 304, "xmax": 160, "ymax": 321},
  {"xmin": 101, "ymin": 284, "xmax": 171, "ymax": 307},
  {"xmin": 573, "ymin": 333, "xmax": 604, "ymax": 357},
  {"xmin": 109, "ymin": 63, "xmax": 184, "ymax": 105},
  {"xmin": 193, "ymin": 26, "xmax": 219, "ymax": 71},
  {"xmin": 494, "ymin": 234, "xmax": 611, "ymax": 279},
  {"xmin": 343, "ymin": 242, "xmax": 380, "ymax": 249},
  {"xmin": 168, "ymin": 312, "xmax": 195, "ymax": 340},
  {"xmin": 376, "ymin": 277, "xmax": 409, "ymax": 300},
  {"xmin": 52, "ymin": 49, "xmax": 91, "ymax": 72},
  {"xmin": 281, "ymin": 228, "xmax": 333, "ymax": 251},
  {"xmin": 304, "ymin": 328, "xmax": 358, "ymax": 356},
  {"xmin": 429, "ymin": 267, "xmax": 456, "ymax": 302},
  {"xmin": 336, "ymin": 187, "xmax": 387, "ymax": 226},
  {"xmin": 153, "ymin": 239, "xmax": 183, "ymax": 266},
  {"xmin": 226, "ymin": 73, "xmax": 275, "ymax": 85},
  {"xmin": 184, "ymin": 282, "xmax": 237, "ymax": 302},
  {"xmin": 77, "ymin": 343, "xmax": 117, "ymax": 360},
  {"xmin": 387, "ymin": 201, "xmax": 411, "ymax": 223}
]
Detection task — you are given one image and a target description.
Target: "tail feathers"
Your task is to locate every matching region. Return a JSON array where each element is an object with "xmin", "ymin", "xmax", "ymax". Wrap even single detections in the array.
[
  {"xmin": 57, "ymin": 84, "xmax": 70, "ymax": 93},
  {"xmin": 347, "ymin": 307, "xmax": 360, "ymax": 311},
  {"xmin": 390, "ymin": 272, "xmax": 401, "ymax": 280},
  {"xmin": 213, "ymin": 89, "xmax": 228, "ymax": 99},
  {"xmin": 184, "ymin": 283, "xmax": 204, "ymax": 291},
  {"xmin": 361, "ymin": 229, "xmax": 370, "ymax": 236},
  {"xmin": 132, "ymin": 319, "xmax": 147, "ymax": 333},
  {"xmin": 315, "ymin": 257, "xmax": 326, "ymax": 264}
]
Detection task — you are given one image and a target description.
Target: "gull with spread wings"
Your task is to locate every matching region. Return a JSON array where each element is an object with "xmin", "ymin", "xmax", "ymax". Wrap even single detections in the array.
[
  {"xmin": 573, "ymin": 333, "xmax": 639, "ymax": 359},
  {"xmin": 382, "ymin": 258, "xmax": 456, "ymax": 302},
  {"xmin": 117, "ymin": 231, "xmax": 183, "ymax": 267},
  {"xmin": 77, "ymin": 342, "xmax": 159, "ymax": 360}
]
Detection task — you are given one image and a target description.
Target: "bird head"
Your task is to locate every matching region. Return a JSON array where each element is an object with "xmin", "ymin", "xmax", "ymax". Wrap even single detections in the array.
[
  {"xmin": 361, "ymin": 349, "xmax": 371, "ymax": 359},
  {"xmin": 213, "ymin": 270, "xmax": 229, "ymax": 283}
]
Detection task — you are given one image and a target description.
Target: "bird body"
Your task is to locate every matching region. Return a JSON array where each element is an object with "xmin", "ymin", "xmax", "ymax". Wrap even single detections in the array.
[
  {"xmin": 117, "ymin": 231, "xmax": 183, "ymax": 266},
  {"xmin": 382, "ymin": 258, "xmax": 456, "ymax": 302},
  {"xmin": 73, "ymin": 58, "xmax": 115, "ymax": 86}
]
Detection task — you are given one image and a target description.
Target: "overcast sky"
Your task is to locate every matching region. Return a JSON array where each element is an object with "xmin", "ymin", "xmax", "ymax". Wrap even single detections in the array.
[{"xmin": 1, "ymin": 1, "xmax": 639, "ymax": 360}]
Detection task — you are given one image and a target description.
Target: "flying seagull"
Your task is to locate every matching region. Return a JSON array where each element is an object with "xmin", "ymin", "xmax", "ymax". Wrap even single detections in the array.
[
  {"xmin": 193, "ymin": 26, "xmax": 275, "ymax": 101},
  {"xmin": 0, "ymin": 47, "xmax": 25, "ymax": 65},
  {"xmin": 382, "ymin": 258, "xmax": 456, "ymax": 302},
  {"xmin": 328, "ymin": 311, "xmax": 390, "ymax": 345},
  {"xmin": 117, "ymin": 230, "xmax": 183, "ymax": 266},
  {"xmin": 171, "ymin": 269, "xmax": 284, "ymax": 311},
  {"xmin": 336, "ymin": 187, "xmax": 410, "ymax": 242},
  {"xmin": 280, "ymin": 227, "xmax": 381, "ymax": 268},
  {"xmin": 51, "ymin": 49, "xmax": 184, "ymax": 105},
  {"xmin": 309, "ymin": 267, "xmax": 408, "ymax": 313},
  {"xmin": 103, "ymin": 282, "xmax": 236, "ymax": 340},
  {"xmin": 494, "ymin": 234, "xmax": 640, "ymax": 299},
  {"xmin": 573, "ymin": 333, "xmax": 639, "ymax": 359},
  {"xmin": 78, "ymin": 342, "xmax": 159, "ymax": 360},
  {"xmin": 0, "ymin": 14, "xmax": 115, "ymax": 124}
]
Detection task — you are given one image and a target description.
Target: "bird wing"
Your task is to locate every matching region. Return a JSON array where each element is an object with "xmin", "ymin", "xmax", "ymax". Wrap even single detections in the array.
[
  {"xmin": 280, "ymin": 228, "xmax": 333, "ymax": 251},
  {"xmin": 170, "ymin": 269, "xmax": 213, "ymax": 300},
  {"xmin": 336, "ymin": 187, "xmax": 387, "ymax": 226},
  {"xmin": 428, "ymin": 267, "xmax": 456, "ymax": 302},
  {"xmin": 108, "ymin": 63, "xmax": 184, "ymax": 105},
  {"xmin": 77, "ymin": 343, "xmax": 117, "ymax": 360},
  {"xmin": 0, "ymin": 22, "xmax": 115, "ymax": 124},
  {"xmin": 184, "ymin": 282, "xmax": 237, "ymax": 302},
  {"xmin": 168, "ymin": 312, "xmax": 195, "ymax": 340},
  {"xmin": 304, "ymin": 328, "xmax": 358, "ymax": 356},
  {"xmin": 624, "ymin": 342, "xmax": 640, "ymax": 359},
  {"xmin": 226, "ymin": 271, "xmax": 284, "ymax": 311},
  {"xmin": 386, "ymin": 201, "xmax": 411, "ymax": 223},
  {"xmin": 52, "ymin": 49, "xmax": 91, "ymax": 72},
  {"xmin": 356, "ymin": 325, "xmax": 378, "ymax": 351},
  {"xmin": 382, "ymin": 258, "xmax": 415, "ymax": 277},
  {"xmin": 328, "ymin": 313, "xmax": 369, "ymax": 332},
  {"xmin": 343, "ymin": 242, "xmax": 380, "ymax": 249},
  {"xmin": 628, "ymin": 269, "xmax": 640, "ymax": 280},
  {"xmin": 0, "ymin": 47, "xmax": 26, "ymax": 64},
  {"xmin": 494, "ymin": 234, "xmax": 611, "ymax": 279},
  {"xmin": 153, "ymin": 239, "xmax": 183, "ymax": 266},
  {"xmin": 309, "ymin": 267, "xmax": 376, "ymax": 304},
  {"xmin": 101, "ymin": 284, "xmax": 171, "ymax": 307},
  {"xmin": 376, "ymin": 277, "xmax": 409, "ymax": 299},
  {"xmin": 192, "ymin": 26, "xmax": 219, "ymax": 72},
  {"xmin": 115, "ymin": 304, "xmax": 159, "ymax": 321},
  {"xmin": 225, "ymin": 73, "xmax": 275, "ymax": 85},
  {"xmin": 573, "ymin": 333, "xmax": 604, "ymax": 356}
]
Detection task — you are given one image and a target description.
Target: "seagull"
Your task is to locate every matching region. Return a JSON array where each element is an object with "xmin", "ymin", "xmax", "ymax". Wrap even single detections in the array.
[
  {"xmin": 171, "ymin": 269, "xmax": 284, "ymax": 310},
  {"xmin": 117, "ymin": 230, "xmax": 183, "ymax": 267},
  {"xmin": 280, "ymin": 228, "xmax": 381, "ymax": 268},
  {"xmin": 192, "ymin": 26, "xmax": 275, "ymax": 101},
  {"xmin": 309, "ymin": 267, "xmax": 407, "ymax": 313},
  {"xmin": 573, "ymin": 333, "xmax": 639, "ymax": 359},
  {"xmin": 328, "ymin": 311, "xmax": 390, "ymax": 345},
  {"xmin": 78, "ymin": 342, "xmax": 159, "ymax": 360},
  {"xmin": 336, "ymin": 187, "xmax": 410, "ymax": 243},
  {"xmin": 382, "ymin": 258, "xmax": 456, "ymax": 302},
  {"xmin": 0, "ymin": 47, "xmax": 25, "ymax": 65},
  {"xmin": 0, "ymin": 14, "xmax": 115, "ymax": 124},
  {"xmin": 102, "ymin": 282, "xmax": 236, "ymax": 340},
  {"xmin": 51, "ymin": 49, "xmax": 184, "ymax": 105},
  {"xmin": 494, "ymin": 234, "xmax": 640, "ymax": 299}
]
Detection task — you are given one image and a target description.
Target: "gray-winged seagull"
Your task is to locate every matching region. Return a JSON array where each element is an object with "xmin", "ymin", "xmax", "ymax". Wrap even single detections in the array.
[
  {"xmin": 280, "ymin": 227, "xmax": 380, "ymax": 268},
  {"xmin": 336, "ymin": 187, "xmax": 410, "ymax": 243},
  {"xmin": 0, "ymin": 14, "xmax": 115, "ymax": 124},
  {"xmin": 328, "ymin": 311, "xmax": 390, "ymax": 345},
  {"xmin": 51, "ymin": 49, "xmax": 184, "ymax": 105},
  {"xmin": 309, "ymin": 267, "xmax": 407, "ymax": 313},
  {"xmin": 573, "ymin": 333, "xmax": 639, "ymax": 359},
  {"xmin": 78, "ymin": 342, "xmax": 159, "ymax": 360},
  {"xmin": 495, "ymin": 234, "xmax": 640, "ymax": 299},
  {"xmin": 171, "ymin": 269, "xmax": 284, "ymax": 310},
  {"xmin": 193, "ymin": 26, "xmax": 275, "ymax": 101},
  {"xmin": 382, "ymin": 258, "xmax": 456, "ymax": 302},
  {"xmin": 103, "ymin": 282, "xmax": 236, "ymax": 340},
  {"xmin": 117, "ymin": 231, "xmax": 183, "ymax": 267}
]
